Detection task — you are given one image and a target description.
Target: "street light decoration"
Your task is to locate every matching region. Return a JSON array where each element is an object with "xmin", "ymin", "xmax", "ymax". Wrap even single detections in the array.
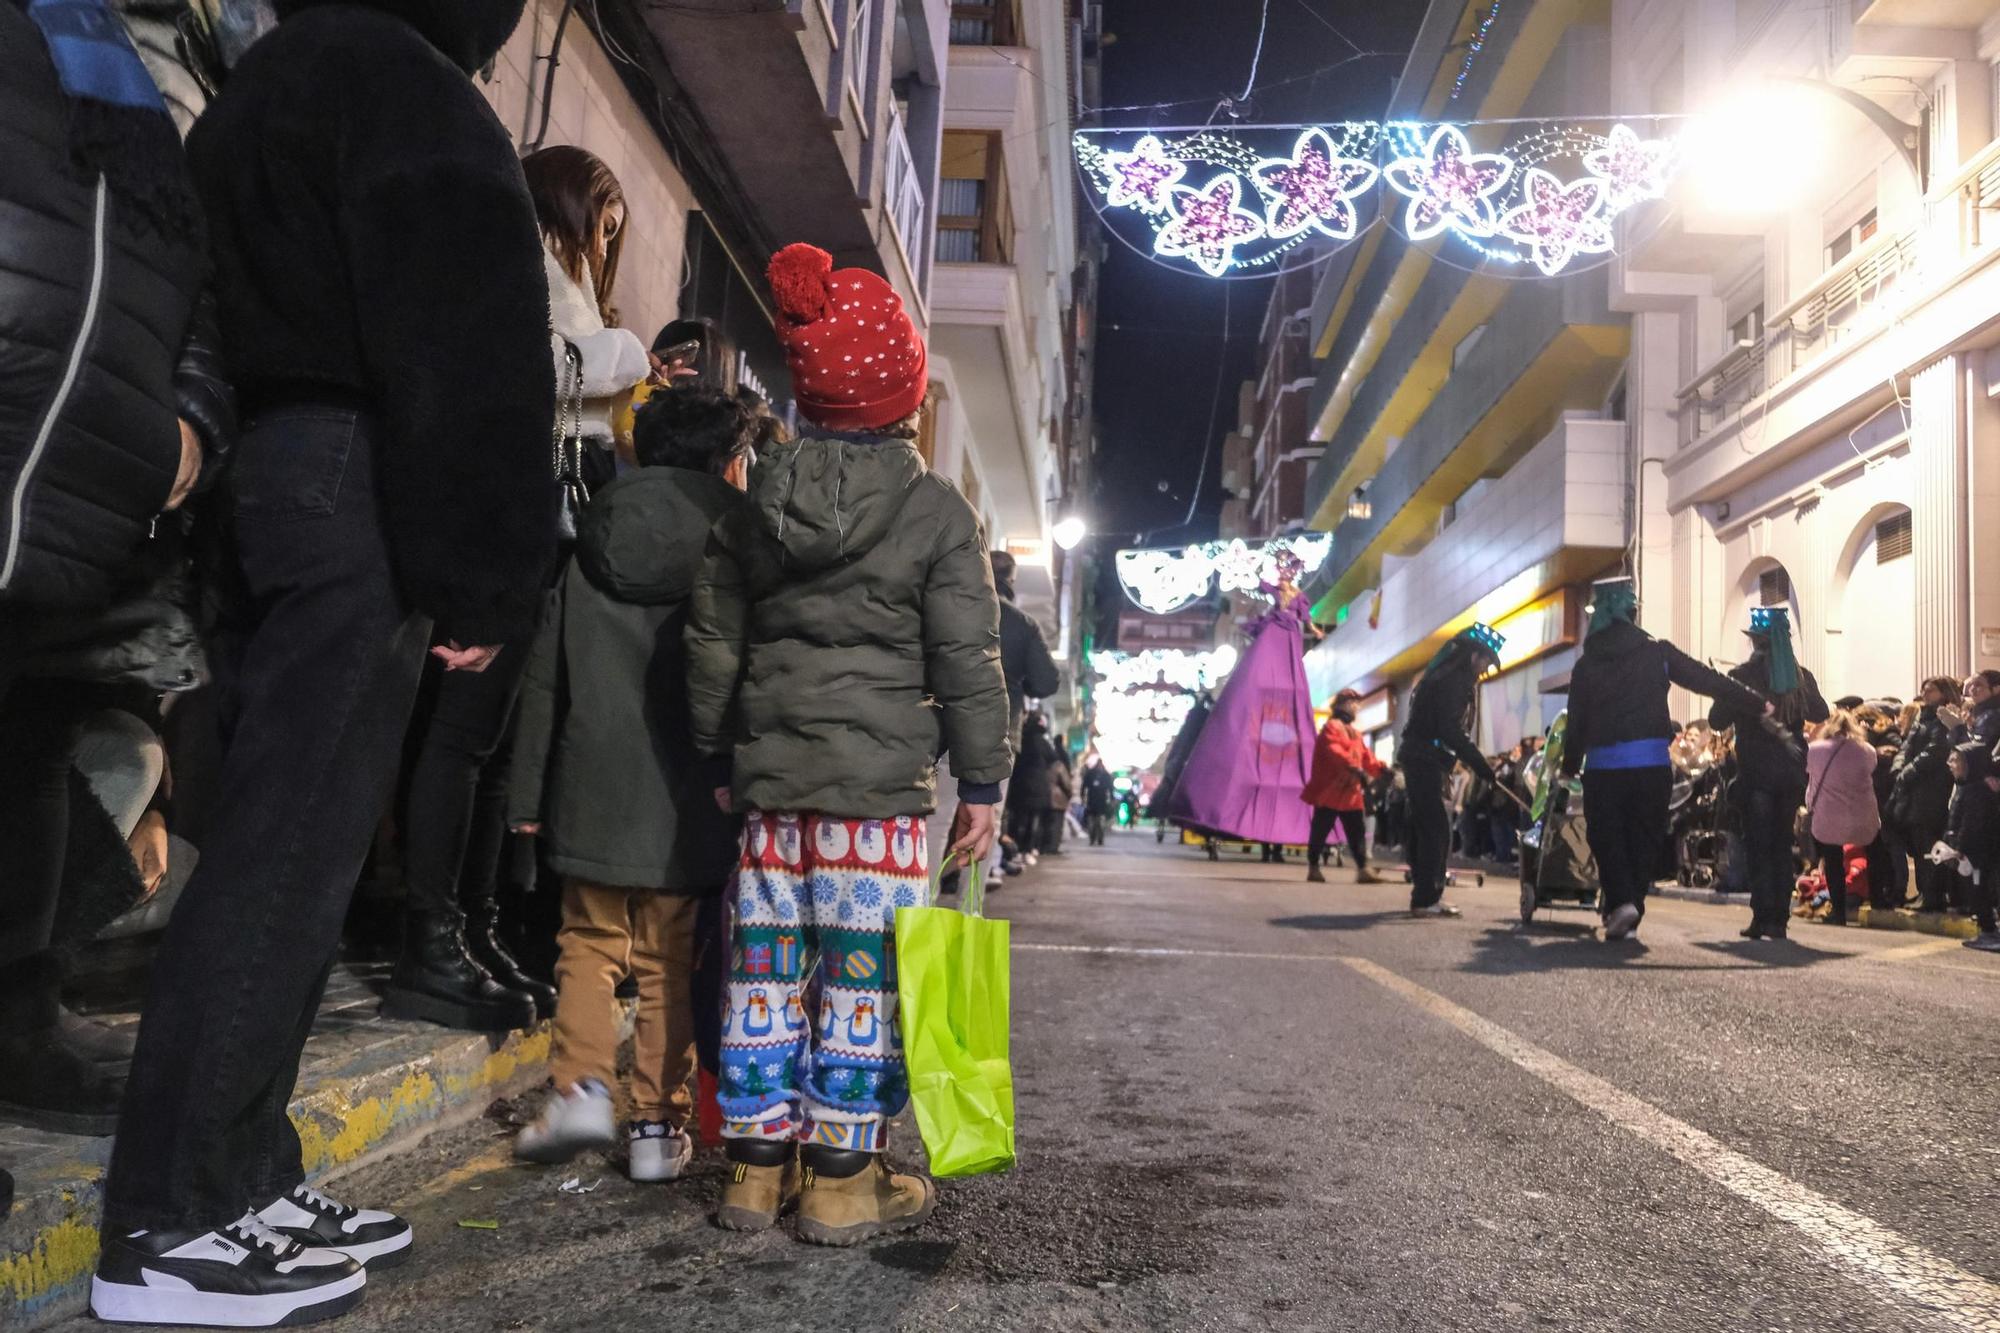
[
  {"xmin": 1114, "ymin": 534, "xmax": 1333, "ymax": 615},
  {"xmin": 1074, "ymin": 118, "xmax": 1679, "ymax": 279}
]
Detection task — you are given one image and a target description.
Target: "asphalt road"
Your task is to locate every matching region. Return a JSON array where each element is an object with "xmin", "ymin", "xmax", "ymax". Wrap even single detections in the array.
[{"xmin": 65, "ymin": 833, "xmax": 2000, "ymax": 1332}]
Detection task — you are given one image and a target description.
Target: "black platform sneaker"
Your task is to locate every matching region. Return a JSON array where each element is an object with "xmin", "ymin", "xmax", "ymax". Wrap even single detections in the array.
[
  {"xmin": 256, "ymin": 1183, "xmax": 414, "ymax": 1269},
  {"xmin": 91, "ymin": 1215, "xmax": 365, "ymax": 1327}
]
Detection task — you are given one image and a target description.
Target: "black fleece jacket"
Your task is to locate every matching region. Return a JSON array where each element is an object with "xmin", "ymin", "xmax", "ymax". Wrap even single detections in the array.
[
  {"xmin": 185, "ymin": 0, "xmax": 556, "ymax": 642},
  {"xmin": 1562, "ymin": 621, "xmax": 1765, "ymax": 776},
  {"xmin": 1399, "ymin": 649, "xmax": 1490, "ymax": 781}
]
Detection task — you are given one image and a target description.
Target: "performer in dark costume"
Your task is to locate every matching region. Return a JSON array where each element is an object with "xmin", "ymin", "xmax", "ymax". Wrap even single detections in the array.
[
  {"xmin": 1397, "ymin": 624, "xmax": 1505, "ymax": 918},
  {"xmin": 1709, "ymin": 607, "xmax": 1829, "ymax": 940},
  {"xmin": 1561, "ymin": 580, "xmax": 1768, "ymax": 941}
]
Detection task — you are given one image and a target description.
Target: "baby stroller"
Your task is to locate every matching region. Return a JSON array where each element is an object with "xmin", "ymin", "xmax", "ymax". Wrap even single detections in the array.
[
  {"xmin": 1516, "ymin": 712, "xmax": 1599, "ymax": 923},
  {"xmin": 1670, "ymin": 722, "xmax": 1731, "ymax": 888}
]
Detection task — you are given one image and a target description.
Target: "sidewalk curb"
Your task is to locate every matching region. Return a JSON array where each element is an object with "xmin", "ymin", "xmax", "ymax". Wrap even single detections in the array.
[
  {"xmin": 1651, "ymin": 887, "xmax": 1980, "ymax": 939},
  {"xmin": 1, "ymin": 1023, "xmax": 550, "ymax": 1331}
]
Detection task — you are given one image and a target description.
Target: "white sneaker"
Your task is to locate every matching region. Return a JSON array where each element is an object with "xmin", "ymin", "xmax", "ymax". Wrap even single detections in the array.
[
  {"xmin": 626, "ymin": 1121, "xmax": 695, "ymax": 1182},
  {"xmin": 514, "ymin": 1080, "xmax": 617, "ymax": 1164},
  {"xmin": 1604, "ymin": 903, "xmax": 1642, "ymax": 940},
  {"xmin": 255, "ymin": 1183, "xmax": 412, "ymax": 1269},
  {"xmin": 92, "ymin": 1216, "xmax": 363, "ymax": 1327}
]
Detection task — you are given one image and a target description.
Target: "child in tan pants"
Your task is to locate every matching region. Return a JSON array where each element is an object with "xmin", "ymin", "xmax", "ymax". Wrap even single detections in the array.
[{"xmin": 507, "ymin": 389, "xmax": 756, "ymax": 1177}]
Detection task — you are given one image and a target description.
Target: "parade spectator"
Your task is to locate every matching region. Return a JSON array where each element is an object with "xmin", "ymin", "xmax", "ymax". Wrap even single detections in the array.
[
  {"xmin": 1805, "ymin": 709, "xmax": 1882, "ymax": 927},
  {"xmin": 0, "ymin": 0, "xmax": 232, "ymax": 1139},
  {"xmin": 387, "ymin": 144, "xmax": 646, "ymax": 1036},
  {"xmin": 1891, "ymin": 677, "xmax": 1961, "ymax": 913},
  {"xmin": 1042, "ymin": 746, "xmax": 1074, "ymax": 855},
  {"xmin": 1710, "ymin": 608, "xmax": 1827, "ymax": 941},
  {"xmin": 507, "ymin": 388, "xmax": 753, "ymax": 1181},
  {"xmin": 1487, "ymin": 744, "xmax": 1522, "ymax": 863},
  {"xmin": 92, "ymin": 0, "xmax": 557, "ymax": 1319},
  {"xmin": 1007, "ymin": 711, "xmax": 1058, "ymax": 864},
  {"xmin": 1081, "ymin": 751, "xmax": 1116, "ymax": 846},
  {"xmin": 687, "ymin": 242, "xmax": 1009, "ymax": 1245},
  {"xmin": 1303, "ymin": 688, "xmax": 1387, "ymax": 884},
  {"xmin": 1943, "ymin": 743, "xmax": 2000, "ymax": 950},
  {"xmin": 1856, "ymin": 704, "xmax": 1907, "ymax": 908}
]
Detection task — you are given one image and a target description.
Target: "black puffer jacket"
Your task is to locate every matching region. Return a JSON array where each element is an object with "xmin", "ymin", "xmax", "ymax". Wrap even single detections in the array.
[
  {"xmin": 185, "ymin": 0, "xmax": 556, "ymax": 643},
  {"xmin": 1889, "ymin": 704, "xmax": 1953, "ymax": 831},
  {"xmin": 998, "ymin": 597, "xmax": 1061, "ymax": 738},
  {"xmin": 1561, "ymin": 620, "xmax": 1764, "ymax": 776},
  {"xmin": 0, "ymin": 1, "xmax": 230, "ymax": 614},
  {"xmin": 686, "ymin": 434, "xmax": 1012, "ymax": 817}
]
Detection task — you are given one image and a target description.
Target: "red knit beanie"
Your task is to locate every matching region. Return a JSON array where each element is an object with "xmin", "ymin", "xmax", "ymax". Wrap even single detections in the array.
[{"xmin": 767, "ymin": 242, "xmax": 928, "ymax": 432}]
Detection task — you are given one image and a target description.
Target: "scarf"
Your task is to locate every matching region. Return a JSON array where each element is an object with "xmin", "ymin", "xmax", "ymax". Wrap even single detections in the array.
[{"xmin": 24, "ymin": 0, "xmax": 202, "ymax": 246}]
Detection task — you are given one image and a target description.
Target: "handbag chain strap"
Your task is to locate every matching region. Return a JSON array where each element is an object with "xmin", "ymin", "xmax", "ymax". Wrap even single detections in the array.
[{"xmin": 551, "ymin": 341, "xmax": 587, "ymax": 504}]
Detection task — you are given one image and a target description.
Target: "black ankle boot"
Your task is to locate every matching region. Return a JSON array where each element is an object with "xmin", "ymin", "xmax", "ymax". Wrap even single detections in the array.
[
  {"xmin": 463, "ymin": 898, "xmax": 555, "ymax": 1020},
  {"xmin": 57, "ymin": 1004, "xmax": 137, "ymax": 1068},
  {"xmin": 381, "ymin": 911, "xmax": 536, "ymax": 1033},
  {"xmin": 0, "ymin": 955, "xmax": 124, "ymax": 1134}
]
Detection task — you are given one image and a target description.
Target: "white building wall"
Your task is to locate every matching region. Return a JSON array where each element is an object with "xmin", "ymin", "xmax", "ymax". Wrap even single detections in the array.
[
  {"xmin": 1615, "ymin": 0, "xmax": 2000, "ymax": 700},
  {"xmin": 481, "ymin": 0, "xmax": 699, "ymax": 342}
]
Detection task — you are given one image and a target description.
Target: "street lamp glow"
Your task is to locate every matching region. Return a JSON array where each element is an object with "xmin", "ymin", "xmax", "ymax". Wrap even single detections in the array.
[
  {"xmin": 1684, "ymin": 82, "xmax": 1833, "ymax": 216},
  {"xmin": 1053, "ymin": 515, "xmax": 1088, "ymax": 551}
]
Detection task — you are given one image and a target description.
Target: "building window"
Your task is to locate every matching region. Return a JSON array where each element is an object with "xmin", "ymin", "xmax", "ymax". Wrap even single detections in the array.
[
  {"xmin": 1729, "ymin": 303, "xmax": 1764, "ymax": 349},
  {"xmin": 1759, "ymin": 566, "xmax": 1790, "ymax": 607},
  {"xmin": 1826, "ymin": 207, "xmax": 1878, "ymax": 267},
  {"xmin": 948, "ymin": 0, "xmax": 1018, "ymax": 45},
  {"xmin": 936, "ymin": 130, "xmax": 1013, "ymax": 264},
  {"xmin": 1875, "ymin": 510, "xmax": 1913, "ymax": 563}
]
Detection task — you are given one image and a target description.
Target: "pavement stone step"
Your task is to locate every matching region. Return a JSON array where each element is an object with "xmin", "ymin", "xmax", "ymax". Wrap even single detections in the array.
[{"xmin": 0, "ymin": 961, "xmax": 551, "ymax": 1332}]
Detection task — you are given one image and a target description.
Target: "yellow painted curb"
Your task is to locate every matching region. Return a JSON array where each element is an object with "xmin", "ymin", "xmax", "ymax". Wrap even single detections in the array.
[{"xmin": 1856, "ymin": 906, "xmax": 1979, "ymax": 940}]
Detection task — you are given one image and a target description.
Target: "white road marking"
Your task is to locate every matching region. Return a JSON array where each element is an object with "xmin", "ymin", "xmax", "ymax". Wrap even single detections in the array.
[
  {"xmin": 1338, "ymin": 954, "xmax": 2000, "ymax": 1332},
  {"xmin": 1012, "ymin": 942, "xmax": 1346, "ymax": 965}
]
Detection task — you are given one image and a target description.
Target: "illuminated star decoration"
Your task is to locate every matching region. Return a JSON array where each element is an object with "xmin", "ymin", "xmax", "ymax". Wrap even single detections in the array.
[
  {"xmin": 1253, "ymin": 127, "xmax": 1380, "ymax": 241},
  {"xmin": 1154, "ymin": 174, "xmax": 1267, "ymax": 277},
  {"xmin": 1499, "ymin": 168, "xmax": 1614, "ymax": 276},
  {"xmin": 1381, "ymin": 124, "xmax": 1515, "ymax": 240},
  {"xmin": 1583, "ymin": 122, "xmax": 1676, "ymax": 210},
  {"xmin": 1101, "ymin": 134, "xmax": 1186, "ymax": 212}
]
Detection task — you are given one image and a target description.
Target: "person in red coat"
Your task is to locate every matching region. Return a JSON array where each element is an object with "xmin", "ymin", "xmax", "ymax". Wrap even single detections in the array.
[{"xmin": 1303, "ymin": 689, "xmax": 1388, "ymax": 883}]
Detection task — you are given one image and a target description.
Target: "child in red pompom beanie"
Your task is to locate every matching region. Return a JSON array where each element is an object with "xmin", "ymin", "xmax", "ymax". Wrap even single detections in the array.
[
  {"xmin": 684, "ymin": 242, "xmax": 1010, "ymax": 1244},
  {"xmin": 766, "ymin": 242, "xmax": 929, "ymax": 431}
]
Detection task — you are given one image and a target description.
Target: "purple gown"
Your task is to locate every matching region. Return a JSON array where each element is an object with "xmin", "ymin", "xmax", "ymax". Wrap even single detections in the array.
[{"xmin": 1166, "ymin": 594, "xmax": 1316, "ymax": 844}]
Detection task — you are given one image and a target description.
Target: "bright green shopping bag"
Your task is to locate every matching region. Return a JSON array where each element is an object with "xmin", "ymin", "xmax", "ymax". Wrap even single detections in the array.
[{"xmin": 894, "ymin": 853, "xmax": 1015, "ymax": 1177}]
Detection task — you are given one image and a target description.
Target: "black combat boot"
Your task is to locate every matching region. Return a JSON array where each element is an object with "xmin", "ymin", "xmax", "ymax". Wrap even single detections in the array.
[
  {"xmin": 0, "ymin": 953, "xmax": 125, "ymax": 1135},
  {"xmin": 380, "ymin": 911, "xmax": 536, "ymax": 1032},
  {"xmin": 462, "ymin": 896, "xmax": 554, "ymax": 1020}
]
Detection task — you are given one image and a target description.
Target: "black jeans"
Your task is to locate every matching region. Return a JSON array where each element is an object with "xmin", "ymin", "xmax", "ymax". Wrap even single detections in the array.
[
  {"xmin": 0, "ymin": 678, "xmax": 95, "ymax": 977},
  {"xmin": 1815, "ymin": 839, "xmax": 1854, "ymax": 923},
  {"xmin": 1307, "ymin": 805, "xmax": 1367, "ymax": 871},
  {"xmin": 1404, "ymin": 757, "xmax": 1450, "ymax": 908},
  {"xmin": 1583, "ymin": 765, "xmax": 1671, "ymax": 921},
  {"xmin": 1904, "ymin": 814, "xmax": 1949, "ymax": 911},
  {"xmin": 1865, "ymin": 830, "xmax": 1906, "ymax": 909},
  {"xmin": 1739, "ymin": 783, "xmax": 1803, "ymax": 931},
  {"xmin": 1086, "ymin": 813, "xmax": 1108, "ymax": 846},
  {"xmin": 401, "ymin": 643, "xmax": 531, "ymax": 917},
  {"xmin": 104, "ymin": 407, "xmax": 431, "ymax": 1232}
]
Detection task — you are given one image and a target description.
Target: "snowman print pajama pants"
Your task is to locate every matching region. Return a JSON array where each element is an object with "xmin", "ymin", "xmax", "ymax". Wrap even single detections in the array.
[{"xmin": 719, "ymin": 811, "xmax": 929, "ymax": 1152}]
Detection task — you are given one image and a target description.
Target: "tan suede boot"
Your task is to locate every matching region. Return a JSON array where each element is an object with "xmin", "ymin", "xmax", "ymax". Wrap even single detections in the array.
[
  {"xmin": 1355, "ymin": 866, "xmax": 1386, "ymax": 885},
  {"xmin": 794, "ymin": 1146, "xmax": 937, "ymax": 1246},
  {"xmin": 715, "ymin": 1142, "xmax": 800, "ymax": 1232}
]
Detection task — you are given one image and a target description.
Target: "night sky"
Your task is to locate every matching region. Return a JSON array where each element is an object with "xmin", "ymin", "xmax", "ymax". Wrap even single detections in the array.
[{"xmin": 1090, "ymin": 0, "xmax": 1426, "ymax": 542}]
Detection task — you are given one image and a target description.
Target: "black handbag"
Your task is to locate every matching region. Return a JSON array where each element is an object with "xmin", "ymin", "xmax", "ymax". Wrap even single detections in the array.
[{"xmin": 552, "ymin": 339, "xmax": 588, "ymax": 539}]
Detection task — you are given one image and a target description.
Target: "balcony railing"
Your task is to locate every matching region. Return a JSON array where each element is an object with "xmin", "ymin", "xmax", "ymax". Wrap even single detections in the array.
[
  {"xmin": 883, "ymin": 106, "xmax": 928, "ymax": 275},
  {"xmin": 948, "ymin": 1, "xmax": 1017, "ymax": 45},
  {"xmin": 1674, "ymin": 133, "xmax": 2000, "ymax": 451},
  {"xmin": 1676, "ymin": 226, "xmax": 1917, "ymax": 448}
]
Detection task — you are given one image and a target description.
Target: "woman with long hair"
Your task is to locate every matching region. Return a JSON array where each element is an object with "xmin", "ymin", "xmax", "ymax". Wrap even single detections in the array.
[
  {"xmin": 1805, "ymin": 709, "xmax": 1882, "ymax": 927},
  {"xmin": 1709, "ymin": 607, "xmax": 1829, "ymax": 940},
  {"xmin": 385, "ymin": 146, "xmax": 650, "ymax": 1032}
]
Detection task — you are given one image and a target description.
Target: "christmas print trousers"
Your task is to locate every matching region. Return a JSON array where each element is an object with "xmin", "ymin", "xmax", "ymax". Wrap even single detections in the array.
[{"xmin": 719, "ymin": 811, "xmax": 929, "ymax": 1152}]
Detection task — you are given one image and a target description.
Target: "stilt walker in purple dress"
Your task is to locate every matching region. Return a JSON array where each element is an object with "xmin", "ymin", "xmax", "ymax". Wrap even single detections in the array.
[{"xmin": 1166, "ymin": 562, "xmax": 1320, "ymax": 847}]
